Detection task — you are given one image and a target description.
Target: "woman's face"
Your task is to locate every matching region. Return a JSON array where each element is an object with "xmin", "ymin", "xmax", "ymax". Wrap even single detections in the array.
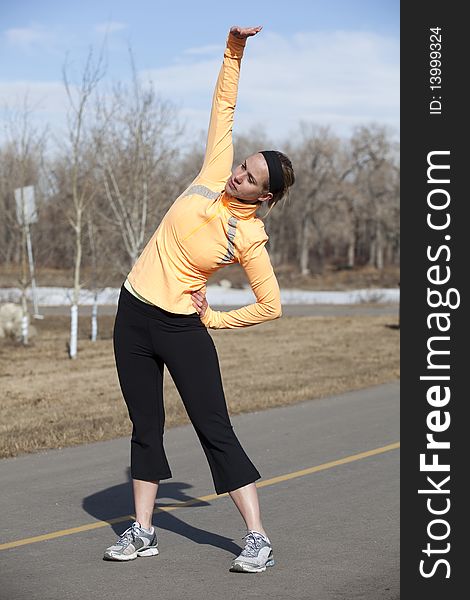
[{"xmin": 225, "ymin": 152, "xmax": 273, "ymax": 203}]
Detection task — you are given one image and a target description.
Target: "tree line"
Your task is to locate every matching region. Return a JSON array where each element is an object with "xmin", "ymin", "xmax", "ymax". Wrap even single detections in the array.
[{"xmin": 0, "ymin": 49, "xmax": 399, "ymax": 291}]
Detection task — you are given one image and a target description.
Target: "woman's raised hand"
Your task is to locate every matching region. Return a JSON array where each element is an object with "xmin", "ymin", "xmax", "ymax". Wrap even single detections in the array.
[{"xmin": 229, "ymin": 25, "xmax": 263, "ymax": 39}]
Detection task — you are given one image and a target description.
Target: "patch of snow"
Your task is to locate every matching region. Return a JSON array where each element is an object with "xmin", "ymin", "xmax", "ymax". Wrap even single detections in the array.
[{"xmin": 0, "ymin": 285, "xmax": 400, "ymax": 306}]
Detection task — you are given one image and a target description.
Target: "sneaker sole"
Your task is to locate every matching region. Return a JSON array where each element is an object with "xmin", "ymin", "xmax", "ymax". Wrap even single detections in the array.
[
  {"xmin": 137, "ymin": 546, "xmax": 159, "ymax": 557},
  {"xmin": 103, "ymin": 545, "xmax": 159, "ymax": 561},
  {"xmin": 103, "ymin": 551, "xmax": 138, "ymax": 561},
  {"xmin": 230, "ymin": 558, "xmax": 275, "ymax": 573}
]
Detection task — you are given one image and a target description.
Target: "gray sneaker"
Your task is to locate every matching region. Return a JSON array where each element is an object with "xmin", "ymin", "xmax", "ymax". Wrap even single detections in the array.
[
  {"xmin": 103, "ymin": 521, "xmax": 159, "ymax": 561},
  {"xmin": 230, "ymin": 530, "xmax": 275, "ymax": 573}
]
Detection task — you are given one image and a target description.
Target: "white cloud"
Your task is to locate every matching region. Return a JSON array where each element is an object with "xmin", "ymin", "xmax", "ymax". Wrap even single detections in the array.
[
  {"xmin": 0, "ymin": 81, "xmax": 73, "ymax": 151},
  {"xmin": 0, "ymin": 29, "xmax": 399, "ymax": 152},
  {"xmin": 183, "ymin": 44, "xmax": 223, "ymax": 55},
  {"xmin": 4, "ymin": 24, "xmax": 55, "ymax": 51},
  {"xmin": 141, "ymin": 29, "xmax": 399, "ymax": 143},
  {"xmin": 94, "ymin": 21, "xmax": 127, "ymax": 35},
  {"xmin": 0, "ymin": 81, "xmax": 68, "ymax": 113}
]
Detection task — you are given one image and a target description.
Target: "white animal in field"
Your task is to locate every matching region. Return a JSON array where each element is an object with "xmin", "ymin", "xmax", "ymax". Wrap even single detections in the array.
[{"xmin": 0, "ymin": 303, "xmax": 37, "ymax": 340}]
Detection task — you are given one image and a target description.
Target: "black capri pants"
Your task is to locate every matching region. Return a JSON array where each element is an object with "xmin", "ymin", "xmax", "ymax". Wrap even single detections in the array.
[{"xmin": 113, "ymin": 284, "xmax": 261, "ymax": 495}]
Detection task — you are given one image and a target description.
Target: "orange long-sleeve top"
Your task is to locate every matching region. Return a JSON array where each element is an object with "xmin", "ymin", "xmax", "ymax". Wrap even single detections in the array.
[{"xmin": 125, "ymin": 33, "xmax": 282, "ymax": 329}]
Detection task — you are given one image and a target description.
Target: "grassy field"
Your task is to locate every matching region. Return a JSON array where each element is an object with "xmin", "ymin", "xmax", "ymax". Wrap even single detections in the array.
[{"xmin": 0, "ymin": 312, "xmax": 399, "ymax": 459}]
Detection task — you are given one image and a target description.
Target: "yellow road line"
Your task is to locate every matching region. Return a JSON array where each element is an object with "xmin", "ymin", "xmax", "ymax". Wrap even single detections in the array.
[{"xmin": 0, "ymin": 442, "xmax": 399, "ymax": 551}]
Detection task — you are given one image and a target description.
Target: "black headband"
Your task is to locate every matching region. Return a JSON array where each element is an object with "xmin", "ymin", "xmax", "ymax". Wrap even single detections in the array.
[{"xmin": 260, "ymin": 150, "xmax": 284, "ymax": 196}]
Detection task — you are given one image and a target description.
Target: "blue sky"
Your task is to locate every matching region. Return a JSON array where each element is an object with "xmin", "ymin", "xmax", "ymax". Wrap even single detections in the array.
[{"xmin": 0, "ymin": 0, "xmax": 399, "ymax": 148}]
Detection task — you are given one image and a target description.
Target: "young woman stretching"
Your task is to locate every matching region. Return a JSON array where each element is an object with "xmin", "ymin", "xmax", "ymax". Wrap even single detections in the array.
[{"xmin": 104, "ymin": 24, "xmax": 295, "ymax": 573}]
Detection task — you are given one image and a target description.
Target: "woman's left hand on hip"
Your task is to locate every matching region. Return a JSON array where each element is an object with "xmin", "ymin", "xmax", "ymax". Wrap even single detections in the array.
[{"xmin": 191, "ymin": 289, "xmax": 208, "ymax": 318}]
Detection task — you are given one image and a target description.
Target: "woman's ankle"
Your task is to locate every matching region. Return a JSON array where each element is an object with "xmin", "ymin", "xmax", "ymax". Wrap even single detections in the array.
[
  {"xmin": 248, "ymin": 526, "xmax": 268, "ymax": 538},
  {"xmin": 137, "ymin": 521, "xmax": 153, "ymax": 532}
]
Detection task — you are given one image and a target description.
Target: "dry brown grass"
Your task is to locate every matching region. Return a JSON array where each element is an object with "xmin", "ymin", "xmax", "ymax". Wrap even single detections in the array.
[{"xmin": 0, "ymin": 313, "xmax": 399, "ymax": 459}]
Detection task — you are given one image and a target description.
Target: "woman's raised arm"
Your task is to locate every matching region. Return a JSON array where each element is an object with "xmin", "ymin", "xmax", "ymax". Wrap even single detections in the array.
[{"xmin": 195, "ymin": 25, "xmax": 262, "ymax": 189}]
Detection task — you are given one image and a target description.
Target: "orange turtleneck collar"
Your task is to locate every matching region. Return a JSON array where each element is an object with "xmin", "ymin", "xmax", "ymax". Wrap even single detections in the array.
[{"xmin": 220, "ymin": 190, "xmax": 261, "ymax": 220}]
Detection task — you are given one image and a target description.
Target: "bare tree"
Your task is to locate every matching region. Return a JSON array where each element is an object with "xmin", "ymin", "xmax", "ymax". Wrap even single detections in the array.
[
  {"xmin": 290, "ymin": 124, "xmax": 344, "ymax": 275},
  {"xmin": 61, "ymin": 47, "xmax": 106, "ymax": 358},
  {"xmin": 327, "ymin": 144, "xmax": 367, "ymax": 269},
  {"xmin": 0, "ymin": 97, "xmax": 46, "ymax": 342},
  {"xmin": 1, "ymin": 91, "xmax": 400, "ymax": 291},
  {"xmin": 93, "ymin": 49, "xmax": 183, "ymax": 274},
  {"xmin": 349, "ymin": 124, "xmax": 399, "ymax": 270}
]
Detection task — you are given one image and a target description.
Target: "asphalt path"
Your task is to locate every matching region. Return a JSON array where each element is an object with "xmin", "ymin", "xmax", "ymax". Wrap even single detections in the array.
[{"xmin": 0, "ymin": 381, "xmax": 400, "ymax": 600}]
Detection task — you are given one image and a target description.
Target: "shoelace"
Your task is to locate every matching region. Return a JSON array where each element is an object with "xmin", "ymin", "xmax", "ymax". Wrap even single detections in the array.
[
  {"xmin": 116, "ymin": 523, "xmax": 140, "ymax": 547},
  {"xmin": 240, "ymin": 532, "xmax": 265, "ymax": 557}
]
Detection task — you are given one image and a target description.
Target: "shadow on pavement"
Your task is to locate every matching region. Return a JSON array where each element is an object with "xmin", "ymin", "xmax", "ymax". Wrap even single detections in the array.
[{"xmin": 82, "ymin": 467, "xmax": 242, "ymax": 555}]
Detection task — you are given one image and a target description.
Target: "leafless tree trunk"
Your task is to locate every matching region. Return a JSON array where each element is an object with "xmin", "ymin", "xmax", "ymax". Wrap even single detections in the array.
[
  {"xmin": 86, "ymin": 210, "xmax": 99, "ymax": 341},
  {"xmin": 62, "ymin": 47, "xmax": 105, "ymax": 358},
  {"xmin": 299, "ymin": 217, "xmax": 312, "ymax": 275},
  {"xmin": 347, "ymin": 238, "xmax": 355, "ymax": 268}
]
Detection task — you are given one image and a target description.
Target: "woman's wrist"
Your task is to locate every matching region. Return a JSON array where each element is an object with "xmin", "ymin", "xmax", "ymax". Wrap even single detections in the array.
[
  {"xmin": 226, "ymin": 32, "xmax": 246, "ymax": 57},
  {"xmin": 200, "ymin": 304, "xmax": 213, "ymax": 326}
]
